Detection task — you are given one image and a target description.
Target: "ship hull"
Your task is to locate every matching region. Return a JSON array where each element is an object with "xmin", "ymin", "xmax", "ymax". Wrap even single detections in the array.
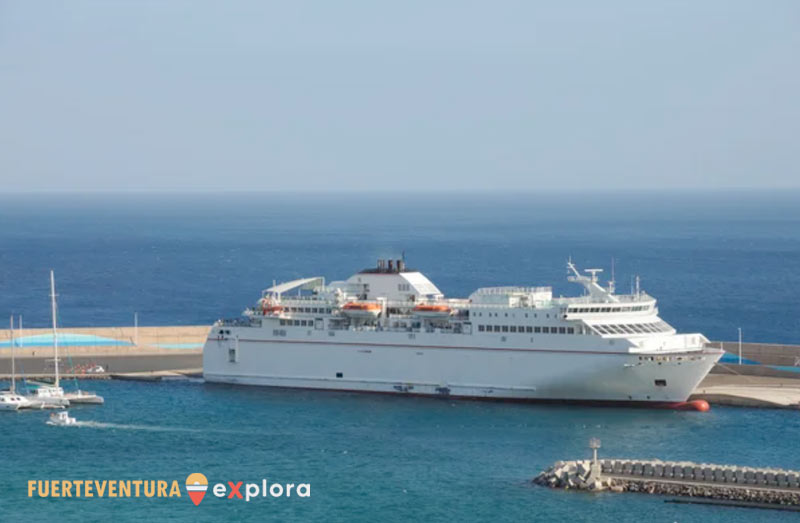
[{"xmin": 203, "ymin": 330, "xmax": 722, "ymax": 404}]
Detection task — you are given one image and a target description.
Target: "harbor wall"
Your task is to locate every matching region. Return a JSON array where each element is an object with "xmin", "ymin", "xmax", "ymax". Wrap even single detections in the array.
[
  {"xmin": 0, "ymin": 325, "xmax": 207, "ymax": 376},
  {"xmin": 534, "ymin": 458, "xmax": 800, "ymax": 507}
]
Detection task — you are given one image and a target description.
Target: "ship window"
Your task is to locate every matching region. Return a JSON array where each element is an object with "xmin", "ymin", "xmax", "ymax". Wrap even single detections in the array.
[
  {"xmin": 519, "ymin": 326, "xmax": 525, "ymax": 332},
  {"xmin": 336, "ymin": 372, "xmax": 343, "ymax": 378},
  {"xmin": 279, "ymin": 319, "xmax": 286, "ymax": 326},
  {"xmin": 534, "ymin": 327, "xmax": 541, "ymax": 333},
  {"xmin": 655, "ymin": 379, "xmax": 667, "ymax": 387},
  {"xmin": 510, "ymin": 326, "xmax": 517, "ymax": 333},
  {"xmin": 612, "ymin": 308, "xmax": 621, "ymax": 313},
  {"xmin": 478, "ymin": 325, "xmax": 485, "ymax": 332},
  {"xmin": 493, "ymin": 326, "xmax": 501, "ymax": 332},
  {"xmin": 228, "ymin": 348, "xmax": 237, "ymax": 363},
  {"xmin": 542, "ymin": 327, "xmax": 549, "ymax": 333},
  {"xmin": 526, "ymin": 326, "xmax": 533, "ymax": 333},
  {"xmin": 567, "ymin": 327, "xmax": 574, "ymax": 334},
  {"xmin": 502, "ymin": 326, "xmax": 509, "ymax": 332},
  {"xmin": 559, "ymin": 327, "xmax": 566, "ymax": 334}
]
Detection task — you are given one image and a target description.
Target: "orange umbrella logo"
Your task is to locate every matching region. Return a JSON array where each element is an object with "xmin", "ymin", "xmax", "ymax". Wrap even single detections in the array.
[{"xmin": 185, "ymin": 473, "xmax": 208, "ymax": 506}]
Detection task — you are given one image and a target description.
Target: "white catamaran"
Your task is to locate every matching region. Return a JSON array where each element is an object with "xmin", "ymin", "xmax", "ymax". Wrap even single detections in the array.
[{"xmin": 203, "ymin": 259, "xmax": 723, "ymax": 409}]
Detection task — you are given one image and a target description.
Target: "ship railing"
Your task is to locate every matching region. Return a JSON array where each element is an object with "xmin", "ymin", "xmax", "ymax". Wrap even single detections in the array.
[
  {"xmin": 472, "ymin": 286, "xmax": 552, "ymax": 295},
  {"xmin": 217, "ymin": 318, "xmax": 259, "ymax": 327},
  {"xmin": 558, "ymin": 293, "xmax": 655, "ymax": 304}
]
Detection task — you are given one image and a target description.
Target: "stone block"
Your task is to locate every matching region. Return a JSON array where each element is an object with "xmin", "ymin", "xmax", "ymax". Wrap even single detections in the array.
[
  {"xmin": 724, "ymin": 470, "xmax": 735, "ymax": 483},
  {"xmin": 776, "ymin": 473, "xmax": 787, "ymax": 486}
]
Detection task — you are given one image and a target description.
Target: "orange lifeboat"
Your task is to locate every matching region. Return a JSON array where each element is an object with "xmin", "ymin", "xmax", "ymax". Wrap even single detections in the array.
[
  {"xmin": 412, "ymin": 304, "xmax": 452, "ymax": 319},
  {"xmin": 259, "ymin": 298, "xmax": 283, "ymax": 315},
  {"xmin": 262, "ymin": 305, "xmax": 283, "ymax": 315},
  {"xmin": 341, "ymin": 302, "xmax": 382, "ymax": 319}
]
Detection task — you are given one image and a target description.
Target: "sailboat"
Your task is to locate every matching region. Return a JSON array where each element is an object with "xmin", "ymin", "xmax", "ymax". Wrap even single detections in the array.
[
  {"xmin": 46, "ymin": 271, "xmax": 104, "ymax": 405},
  {"xmin": 28, "ymin": 272, "xmax": 70, "ymax": 408},
  {"xmin": 1, "ymin": 316, "xmax": 40, "ymax": 410}
]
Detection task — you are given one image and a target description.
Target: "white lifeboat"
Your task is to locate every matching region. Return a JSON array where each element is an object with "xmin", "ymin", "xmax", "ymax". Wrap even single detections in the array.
[
  {"xmin": 412, "ymin": 304, "xmax": 452, "ymax": 319},
  {"xmin": 341, "ymin": 302, "xmax": 382, "ymax": 319}
]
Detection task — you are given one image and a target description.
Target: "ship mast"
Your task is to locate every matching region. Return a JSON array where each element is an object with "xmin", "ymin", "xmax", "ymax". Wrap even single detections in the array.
[
  {"xmin": 50, "ymin": 270, "xmax": 60, "ymax": 388},
  {"xmin": 9, "ymin": 315, "xmax": 15, "ymax": 393}
]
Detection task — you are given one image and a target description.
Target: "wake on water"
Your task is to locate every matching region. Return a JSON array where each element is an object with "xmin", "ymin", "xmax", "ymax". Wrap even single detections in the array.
[{"xmin": 61, "ymin": 421, "xmax": 249, "ymax": 435}]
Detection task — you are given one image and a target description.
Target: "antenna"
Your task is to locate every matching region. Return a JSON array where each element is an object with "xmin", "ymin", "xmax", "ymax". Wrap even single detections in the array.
[
  {"xmin": 608, "ymin": 257, "xmax": 616, "ymax": 295},
  {"xmin": 584, "ymin": 268, "xmax": 603, "ymax": 283},
  {"xmin": 635, "ymin": 275, "xmax": 641, "ymax": 297}
]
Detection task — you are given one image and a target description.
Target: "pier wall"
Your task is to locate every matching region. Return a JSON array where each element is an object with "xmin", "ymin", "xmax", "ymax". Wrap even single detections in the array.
[
  {"xmin": 535, "ymin": 458, "xmax": 800, "ymax": 506},
  {"xmin": 0, "ymin": 325, "xmax": 208, "ymax": 376}
]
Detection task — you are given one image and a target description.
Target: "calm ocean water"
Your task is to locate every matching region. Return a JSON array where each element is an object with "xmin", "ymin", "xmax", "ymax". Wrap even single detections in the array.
[{"xmin": 1, "ymin": 191, "xmax": 800, "ymax": 521}]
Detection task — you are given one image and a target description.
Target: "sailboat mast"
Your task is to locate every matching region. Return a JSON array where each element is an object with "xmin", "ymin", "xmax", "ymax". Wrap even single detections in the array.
[
  {"xmin": 50, "ymin": 270, "xmax": 59, "ymax": 388},
  {"xmin": 9, "ymin": 315, "xmax": 15, "ymax": 393}
]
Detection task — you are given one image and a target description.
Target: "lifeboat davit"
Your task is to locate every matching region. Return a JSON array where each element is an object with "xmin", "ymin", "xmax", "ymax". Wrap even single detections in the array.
[
  {"xmin": 341, "ymin": 302, "xmax": 382, "ymax": 319},
  {"xmin": 412, "ymin": 304, "xmax": 453, "ymax": 319}
]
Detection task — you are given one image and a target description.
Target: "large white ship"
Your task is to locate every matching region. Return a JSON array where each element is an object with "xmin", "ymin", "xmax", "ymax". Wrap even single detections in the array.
[{"xmin": 203, "ymin": 259, "xmax": 723, "ymax": 409}]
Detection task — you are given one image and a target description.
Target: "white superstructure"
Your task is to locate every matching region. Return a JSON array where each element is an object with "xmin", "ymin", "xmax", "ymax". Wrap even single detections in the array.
[{"xmin": 203, "ymin": 259, "xmax": 723, "ymax": 406}]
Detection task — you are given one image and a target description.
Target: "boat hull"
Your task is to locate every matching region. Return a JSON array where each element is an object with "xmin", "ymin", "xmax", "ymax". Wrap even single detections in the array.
[{"xmin": 204, "ymin": 330, "xmax": 721, "ymax": 404}]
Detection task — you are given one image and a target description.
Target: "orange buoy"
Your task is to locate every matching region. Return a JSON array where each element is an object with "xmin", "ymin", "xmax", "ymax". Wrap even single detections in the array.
[{"xmin": 667, "ymin": 399, "xmax": 710, "ymax": 412}]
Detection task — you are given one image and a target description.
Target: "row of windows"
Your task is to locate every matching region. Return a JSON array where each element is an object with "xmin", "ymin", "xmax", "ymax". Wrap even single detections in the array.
[
  {"xmin": 279, "ymin": 319, "xmax": 316, "ymax": 327},
  {"xmin": 398, "ymin": 283, "xmax": 411, "ymax": 291},
  {"xmin": 570, "ymin": 305, "xmax": 649, "ymax": 314},
  {"xmin": 592, "ymin": 322, "xmax": 671, "ymax": 335},
  {"xmin": 475, "ymin": 311, "xmax": 556, "ymax": 319},
  {"xmin": 285, "ymin": 307, "xmax": 332, "ymax": 314},
  {"xmin": 477, "ymin": 325, "xmax": 576, "ymax": 335}
]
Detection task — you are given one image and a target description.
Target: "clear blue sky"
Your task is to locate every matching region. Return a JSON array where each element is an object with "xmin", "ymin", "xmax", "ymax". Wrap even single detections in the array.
[{"xmin": 1, "ymin": 1, "xmax": 798, "ymax": 192}]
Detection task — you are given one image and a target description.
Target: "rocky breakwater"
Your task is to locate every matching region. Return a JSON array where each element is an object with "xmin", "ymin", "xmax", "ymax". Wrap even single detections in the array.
[{"xmin": 533, "ymin": 458, "xmax": 800, "ymax": 507}]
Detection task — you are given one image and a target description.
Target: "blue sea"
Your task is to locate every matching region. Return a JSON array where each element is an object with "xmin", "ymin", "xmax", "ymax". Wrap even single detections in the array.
[{"xmin": 1, "ymin": 191, "xmax": 800, "ymax": 521}]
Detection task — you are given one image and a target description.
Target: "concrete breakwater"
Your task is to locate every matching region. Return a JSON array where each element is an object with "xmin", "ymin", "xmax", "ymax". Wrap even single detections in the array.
[
  {"xmin": 534, "ymin": 458, "xmax": 800, "ymax": 507},
  {"xmin": 0, "ymin": 325, "xmax": 208, "ymax": 376}
]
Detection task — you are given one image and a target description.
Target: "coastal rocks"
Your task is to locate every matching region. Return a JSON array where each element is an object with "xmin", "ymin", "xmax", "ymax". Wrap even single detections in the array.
[
  {"xmin": 533, "ymin": 458, "xmax": 800, "ymax": 507},
  {"xmin": 532, "ymin": 460, "xmax": 616, "ymax": 492}
]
